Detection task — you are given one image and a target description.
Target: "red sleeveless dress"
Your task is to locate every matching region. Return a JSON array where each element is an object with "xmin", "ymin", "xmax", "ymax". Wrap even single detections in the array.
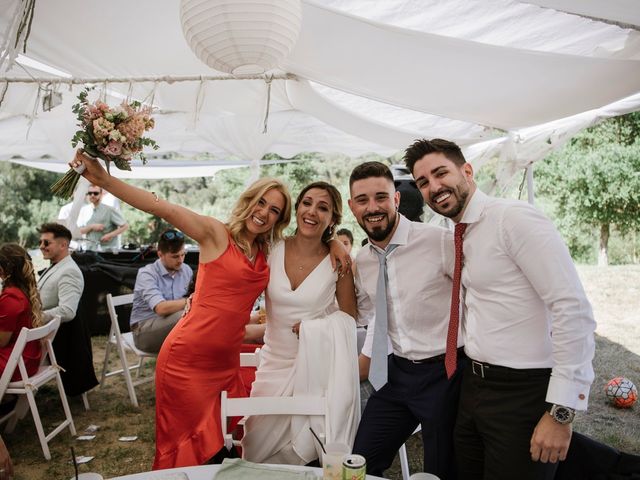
[{"xmin": 153, "ymin": 238, "xmax": 269, "ymax": 469}]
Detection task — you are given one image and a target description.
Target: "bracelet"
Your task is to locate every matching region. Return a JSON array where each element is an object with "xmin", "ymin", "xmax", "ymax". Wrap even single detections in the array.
[{"xmin": 151, "ymin": 191, "xmax": 159, "ymax": 202}]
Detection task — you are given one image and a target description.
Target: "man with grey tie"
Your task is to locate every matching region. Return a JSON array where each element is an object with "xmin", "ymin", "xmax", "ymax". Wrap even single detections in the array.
[{"xmin": 348, "ymin": 161, "xmax": 464, "ymax": 480}]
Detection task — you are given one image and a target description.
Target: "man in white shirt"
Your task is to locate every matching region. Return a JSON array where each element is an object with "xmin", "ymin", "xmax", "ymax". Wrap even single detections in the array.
[
  {"xmin": 405, "ymin": 138, "xmax": 596, "ymax": 480},
  {"xmin": 348, "ymin": 161, "xmax": 463, "ymax": 479}
]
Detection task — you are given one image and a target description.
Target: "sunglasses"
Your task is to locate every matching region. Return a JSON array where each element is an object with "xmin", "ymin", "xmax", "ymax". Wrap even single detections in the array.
[
  {"xmin": 39, "ymin": 239, "xmax": 52, "ymax": 247},
  {"xmin": 162, "ymin": 231, "xmax": 185, "ymax": 241},
  {"xmin": 86, "ymin": 191, "xmax": 101, "ymax": 196}
]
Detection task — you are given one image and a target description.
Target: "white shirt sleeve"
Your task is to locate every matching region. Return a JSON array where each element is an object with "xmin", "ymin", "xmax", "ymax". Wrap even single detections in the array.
[
  {"xmin": 355, "ymin": 268, "xmax": 374, "ymax": 327},
  {"xmin": 501, "ymin": 203, "xmax": 596, "ymax": 410}
]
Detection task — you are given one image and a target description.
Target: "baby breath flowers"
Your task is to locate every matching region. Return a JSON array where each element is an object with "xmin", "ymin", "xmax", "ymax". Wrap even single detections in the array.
[{"xmin": 50, "ymin": 88, "xmax": 159, "ymax": 198}]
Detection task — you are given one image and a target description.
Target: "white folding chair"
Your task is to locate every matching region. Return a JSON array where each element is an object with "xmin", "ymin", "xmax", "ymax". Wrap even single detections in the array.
[
  {"xmin": 100, "ymin": 293, "xmax": 156, "ymax": 407},
  {"xmin": 239, "ymin": 347, "xmax": 261, "ymax": 367},
  {"xmin": 0, "ymin": 317, "xmax": 76, "ymax": 460},
  {"xmin": 220, "ymin": 390, "xmax": 329, "ymax": 451},
  {"xmin": 399, "ymin": 424, "xmax": 423, "ymax": 480}
]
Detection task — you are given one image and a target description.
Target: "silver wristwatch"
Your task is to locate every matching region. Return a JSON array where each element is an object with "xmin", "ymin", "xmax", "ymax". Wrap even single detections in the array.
[{"xmin": 549, "ymin": 404, "xmax": 575, "ymax": 425}]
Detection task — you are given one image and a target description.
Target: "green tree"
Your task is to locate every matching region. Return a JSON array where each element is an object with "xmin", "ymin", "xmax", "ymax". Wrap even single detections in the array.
[
  {"xmin": 0, "ymin": 163, "xmax": 65, "ymax": 247},
  {"xmin": 536, "ymin": 112, "xmax": 640, "ymax": 265}
]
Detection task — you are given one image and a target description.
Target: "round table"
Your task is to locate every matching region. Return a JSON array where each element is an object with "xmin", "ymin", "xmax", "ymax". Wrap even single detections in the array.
[{"xmin": 108, "ymin": 463, "xmax": 386, "ymax": 479}]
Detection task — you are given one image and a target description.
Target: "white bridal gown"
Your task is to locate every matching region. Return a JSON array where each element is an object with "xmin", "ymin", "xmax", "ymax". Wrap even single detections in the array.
[{"xmin": 241, "ymin": 240, "xmax": 360, "ymax": 465}]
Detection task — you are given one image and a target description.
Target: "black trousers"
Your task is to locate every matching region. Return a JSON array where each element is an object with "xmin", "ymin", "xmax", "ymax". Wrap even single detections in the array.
[
  {"xmin": 454, "ymin": 360, "xmax": 557, "ymax": 480},
  {"xmin": 353, "ymin": 352, "xmax": 466, "ymax": 479}
]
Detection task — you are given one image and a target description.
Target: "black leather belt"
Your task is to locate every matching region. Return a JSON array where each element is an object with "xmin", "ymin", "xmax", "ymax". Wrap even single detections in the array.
[
  {"xmin": 469, "ymin": 359, "xmax": 551, "ymax": 380},
  {"xmin": 396, "ymin": 347, "xmax": 464, "ymax": 365}
]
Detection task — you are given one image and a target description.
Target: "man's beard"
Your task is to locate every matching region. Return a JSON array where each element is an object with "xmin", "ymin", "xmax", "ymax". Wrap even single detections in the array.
[
  {"xmin": 361, "ymin": 210, "xmax": 397, "ymax": 242},
  {"xmin": 429, "ymin": 182, "xmax": 469, "ymax": 219}
]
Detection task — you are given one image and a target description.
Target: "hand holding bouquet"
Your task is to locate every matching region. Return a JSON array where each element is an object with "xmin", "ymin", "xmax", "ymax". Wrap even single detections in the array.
[{"xmin": 51, "ymin": 88, "xmax": 159, "ymax": 198}]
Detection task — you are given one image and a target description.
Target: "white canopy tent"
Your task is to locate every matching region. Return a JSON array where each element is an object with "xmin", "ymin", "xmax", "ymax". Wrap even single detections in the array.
[{"xmin": 1, "ymin": 0, "xmax": 639, "ymax": 185}]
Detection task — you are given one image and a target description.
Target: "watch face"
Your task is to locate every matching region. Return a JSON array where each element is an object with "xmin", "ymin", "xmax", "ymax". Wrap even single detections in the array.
[{"xmin": 551, "ymin": 405, "xmax": 575, "ymax": 424}]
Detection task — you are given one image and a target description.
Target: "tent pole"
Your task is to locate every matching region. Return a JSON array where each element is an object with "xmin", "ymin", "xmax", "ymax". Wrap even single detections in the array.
[{"xmin": 526, "ymin": 164, "xmax": 535, "ymax": 205}]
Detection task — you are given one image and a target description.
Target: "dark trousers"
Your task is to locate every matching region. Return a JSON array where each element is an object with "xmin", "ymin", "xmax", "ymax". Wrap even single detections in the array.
[
  {"xmin": 353, "ymin": 352, "xmax": 466, "ymax": 479},
  {"xmin": 455, "ymin": 360, "xmax": 557, "ymax": 480}
]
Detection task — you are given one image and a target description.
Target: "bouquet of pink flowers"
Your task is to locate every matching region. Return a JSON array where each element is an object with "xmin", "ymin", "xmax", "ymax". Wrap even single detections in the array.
[{"xmin": 51, "ymin": 88, "xmax": 159, "ymax": 198}]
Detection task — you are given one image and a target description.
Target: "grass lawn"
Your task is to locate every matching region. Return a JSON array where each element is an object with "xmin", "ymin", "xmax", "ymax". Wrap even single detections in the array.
[{"xmin": 5, "ymin": 265, "xmax": 640, "ymax": 479}]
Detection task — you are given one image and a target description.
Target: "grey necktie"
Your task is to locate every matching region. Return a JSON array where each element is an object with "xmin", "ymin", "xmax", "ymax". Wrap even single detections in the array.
[{"xmin": 369, "ymin": 244, "xmax": 398, "ymax": 390}]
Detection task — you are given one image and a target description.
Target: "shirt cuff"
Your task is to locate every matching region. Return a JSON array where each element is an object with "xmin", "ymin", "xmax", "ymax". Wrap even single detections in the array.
[
  {"xmin": 546, "ymin": 375, "xmax": 591, "ymax": 411},
  {"xmin": 147, "ymin": 296, "xmax": 165, "ymax": 312}
]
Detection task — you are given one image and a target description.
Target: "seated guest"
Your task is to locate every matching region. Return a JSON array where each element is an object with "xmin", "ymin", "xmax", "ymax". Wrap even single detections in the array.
[
  {"xmin": 336, "ymin": 228, "xmax": 356, "ymax": 275},
  {"xmin": 37, "ymin": 223, "xmax": 96, "ymax": 397},
  {"xmin": 336, "ymin": 228, "xmax": 354, "ymax": 254},
  {"xmin": 37, "ymin": 223, "xmax": 84, "ymax": 324},
  {"xmin": 0, "ymin": 244, "xmax": 43, "ymax": 381},
  {"xmin": 130, "ymin": 229, "xmax": 193, "ymax": 353}
]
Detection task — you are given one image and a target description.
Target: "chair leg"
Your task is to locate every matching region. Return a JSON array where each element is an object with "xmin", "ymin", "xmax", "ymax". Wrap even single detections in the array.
[
  {"xmin": 82, "ymin": 392, "xmax": 90, "ymax": 411},
  {"xmin": 4, "ymin": 396, "xmax": 28, "ymax": 433},
  {"xmin": 55, "ymin": 372, "xmax": 77, "ymax": 436},
  {"xmin": 25, "ymin": 389, "xmax": 51, "ymax": 460},
  {"xmin": 399, "ymin": 442, "xmax": 410, "ymax": 480},
  {"xmin": 116, "ymin": 337, "xmax": 139, "ymax": 407},
  {"xmin": 135, "ymin": 357, "xmax": 145, "ymax": 379},
  {"xmin": 100, "ymin": 336, "xmax": 114, "ymax": 388}
]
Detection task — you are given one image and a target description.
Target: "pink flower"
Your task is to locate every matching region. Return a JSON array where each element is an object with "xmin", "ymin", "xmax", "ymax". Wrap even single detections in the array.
[
  {"xmin": 93, "ymin": 117, "xmax": 115, "ymax": 142},
  {"xmin": 103, "ymin": 140, "xmax": 123, "ymax": 157}
]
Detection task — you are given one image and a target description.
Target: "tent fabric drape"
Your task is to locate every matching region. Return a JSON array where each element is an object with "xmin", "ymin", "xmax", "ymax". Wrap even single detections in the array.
[{"xmin": 0, "ymin": 0, "xmax": 639, "ymax": 182}]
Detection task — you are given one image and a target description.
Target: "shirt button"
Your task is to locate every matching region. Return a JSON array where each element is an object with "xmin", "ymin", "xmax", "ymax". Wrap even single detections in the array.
[{"xmin": 578, "ymin": 394, "xmax": 585, "ymax": 400}]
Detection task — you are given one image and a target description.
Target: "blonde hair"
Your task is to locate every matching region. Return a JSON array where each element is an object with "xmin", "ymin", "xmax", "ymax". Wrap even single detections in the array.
[
  {"xmin": 226, "ymin": 177, "xmax": 292, "ymax": 256},
  {"xmin": 0, "ymin": 243, "xmax": 44, "ymax": 328}
]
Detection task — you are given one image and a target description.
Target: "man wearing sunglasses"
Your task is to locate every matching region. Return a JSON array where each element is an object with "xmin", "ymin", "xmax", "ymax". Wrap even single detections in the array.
[
  {"xmin": 37, "ymin": 223, "xmax": 84, "ymax": 324},
  {"xmin": 37, "ymin": 223, "xmax": 98, "ymax": 397},
  {"xmin": 129, "ymin": 229, "xmax": 193, "ymax": 353},
  {"xmin": 78, "ymin": 185, "xmax": 129, "ymax": 250}
]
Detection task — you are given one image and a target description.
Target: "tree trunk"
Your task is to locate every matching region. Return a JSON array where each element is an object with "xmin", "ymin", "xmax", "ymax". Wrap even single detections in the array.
[{"xmin": 598, "ymin": 223, "xmax": 610, "ymax": 267}]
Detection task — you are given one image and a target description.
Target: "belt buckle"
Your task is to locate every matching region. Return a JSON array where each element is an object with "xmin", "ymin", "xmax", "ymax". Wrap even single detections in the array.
[
  {"xmin": 410, "ymin": 359, "xmax": 423, "ymax": 364},
  {"xmin": 471, "ymin": 360, "xmax": 487, "ymax": 378}
]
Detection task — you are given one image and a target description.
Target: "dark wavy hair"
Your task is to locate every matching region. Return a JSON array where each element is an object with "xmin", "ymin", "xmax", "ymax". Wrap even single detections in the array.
[
  {"xmin": 403, "ymin": 138, "xmax": 466, "ymax": 174},
  {"xmin": 0, "ymin": 243, "xmax": 44, "ymax": 327}
]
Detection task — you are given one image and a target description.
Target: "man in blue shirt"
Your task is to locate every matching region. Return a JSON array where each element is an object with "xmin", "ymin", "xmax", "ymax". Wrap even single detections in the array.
[{"xmin": 130, "ymin": 229, "xmax": 193, "ymax": 353}]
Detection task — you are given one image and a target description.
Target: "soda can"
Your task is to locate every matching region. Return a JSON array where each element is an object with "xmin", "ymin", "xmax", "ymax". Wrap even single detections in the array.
[{"xmin": 342, "ymin": 454, "xmax": 366, "ymax": 480}]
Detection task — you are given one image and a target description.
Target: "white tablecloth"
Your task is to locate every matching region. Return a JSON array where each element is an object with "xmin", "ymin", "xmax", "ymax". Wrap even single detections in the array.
[{"xmin": 108, "ymin": 464, "xmax": 386, "ymax": 479}]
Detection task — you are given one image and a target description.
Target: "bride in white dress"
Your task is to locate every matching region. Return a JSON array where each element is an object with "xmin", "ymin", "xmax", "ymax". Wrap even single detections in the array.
[{"xmin": 242, "ymin": 181, "xmax": 359, "ymax": 465}]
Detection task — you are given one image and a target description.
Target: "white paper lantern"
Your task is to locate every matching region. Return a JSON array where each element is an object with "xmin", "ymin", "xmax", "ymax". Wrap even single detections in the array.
[{"xmin": 180, "ymin": 0, "xmax": 302, "ymax": 75}]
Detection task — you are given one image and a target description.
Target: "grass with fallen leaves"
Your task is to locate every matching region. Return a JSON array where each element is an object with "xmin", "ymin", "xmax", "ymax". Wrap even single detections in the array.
[{"xmin": 5, "ymin": 265, "xmax": 640, "ymax": 479}]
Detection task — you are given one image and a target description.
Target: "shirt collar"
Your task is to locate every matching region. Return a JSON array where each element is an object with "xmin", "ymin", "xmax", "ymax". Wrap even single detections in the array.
[
  {"xmin": 156, "ymin": 258, "xmax": 182, "ymax": 277},
  {"xmin": 155, "ymin": 259, "xmax": 171, "ymax": 277},
  {"xmin": 459, "ymin": 188, "xmax": 488, "ymax": 225}
]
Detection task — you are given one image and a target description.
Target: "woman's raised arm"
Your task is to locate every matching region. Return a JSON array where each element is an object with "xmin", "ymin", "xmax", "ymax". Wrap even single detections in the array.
[{"xmin": 70, "ymin": 150, "xmax": 227, "ymax": 249}]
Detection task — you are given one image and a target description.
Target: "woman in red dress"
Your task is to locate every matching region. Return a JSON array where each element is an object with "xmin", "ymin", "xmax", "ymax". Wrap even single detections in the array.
[
  {"xmin": 0, "ymin": 244, "xmax": 43, "ymax": 381},
  {"xmin": 71, "ymin": 152, "xmax": 292, "ymax": 468}
]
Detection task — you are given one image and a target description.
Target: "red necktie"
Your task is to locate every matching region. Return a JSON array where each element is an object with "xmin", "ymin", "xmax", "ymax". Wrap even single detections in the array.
[{"xmin": 446, "ymin": 222, "xmax": 467, "ymax": 379}]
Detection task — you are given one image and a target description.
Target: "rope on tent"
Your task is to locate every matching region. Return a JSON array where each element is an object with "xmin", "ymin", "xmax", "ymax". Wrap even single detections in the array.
[
  {"xmin": 0, "ymin": 0, "xmax": 36, "ymax": 73},
  {"xmin": 126, "ymin": 81, "xmax": 133, "ymax": 103},
  {"xmin": 0, "ymin": 73, "xmax": 297, "ymax": 84},
  {"xmin": 262, "ymin": 74, "xmax": 274, "ymax": 134},
  {"xmin": 25, "ymin": 79, "xmax": 41, "ymax": 139},
  {"xmin": 144, "ymin": 81, "xmax": 158, "ymax": 108},
  {"xmin": 193, "ymin": 76, "xmax": 206, "ymax": 128},
  {"xmin": 0, "ymin": 81, "xmax": 8, "ymax": 109}
]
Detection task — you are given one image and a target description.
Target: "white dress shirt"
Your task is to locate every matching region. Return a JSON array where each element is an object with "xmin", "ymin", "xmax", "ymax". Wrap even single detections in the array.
[
  {"xmin": 355, "ymin": 215, "xmax": 457, "ymax": 361},
  {"xmin": 459, "ymin": 189, "xmax": 596, "ymax": 410}
]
